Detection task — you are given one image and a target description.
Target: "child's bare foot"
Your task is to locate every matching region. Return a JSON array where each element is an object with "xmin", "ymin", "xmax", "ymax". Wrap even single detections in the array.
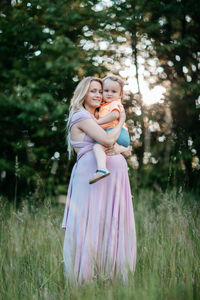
[{"xmin": 89, "ymin": 169, "xmax": 110, "ymax": 184}]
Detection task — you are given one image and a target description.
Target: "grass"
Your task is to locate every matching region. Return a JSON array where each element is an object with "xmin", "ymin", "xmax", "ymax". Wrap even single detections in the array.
[{"xmin": 0, "ymin": 189, "xmax": 199, "ymax": 300}]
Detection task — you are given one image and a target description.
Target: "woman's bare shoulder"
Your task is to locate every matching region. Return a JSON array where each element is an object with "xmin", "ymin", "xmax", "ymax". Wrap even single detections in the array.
[{"xmin": 70, "ymin": 109, "xmax": 93, "ymax": 127}]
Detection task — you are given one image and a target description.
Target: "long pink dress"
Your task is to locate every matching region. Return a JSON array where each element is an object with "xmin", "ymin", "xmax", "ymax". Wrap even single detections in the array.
[{"xmin": 62, "ymin": 110, "xmax": 136, "ymax": 284}]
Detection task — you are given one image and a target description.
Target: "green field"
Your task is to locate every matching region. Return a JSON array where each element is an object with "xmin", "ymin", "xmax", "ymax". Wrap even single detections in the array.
[{"xmin": 0, "ymin": 189, "xmax": 199, "ymax": 300}]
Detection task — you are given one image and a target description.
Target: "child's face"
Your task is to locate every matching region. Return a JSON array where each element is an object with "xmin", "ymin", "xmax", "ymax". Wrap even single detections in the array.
[{"xmin": 103, "ymin": 79, "xmax": 122, "ymax": 103}]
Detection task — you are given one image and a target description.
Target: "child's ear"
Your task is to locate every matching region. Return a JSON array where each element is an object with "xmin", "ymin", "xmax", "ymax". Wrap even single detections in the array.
[{"xmin": 120, "ymin": 91, "xmax": 123, "ymax": 98}]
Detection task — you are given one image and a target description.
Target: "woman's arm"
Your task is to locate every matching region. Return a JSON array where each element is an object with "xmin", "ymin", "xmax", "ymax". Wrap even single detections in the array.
[
  {"xmin": 97, "ymin": 110, "xmax": 119, "ymax": 125},
  {"xmin": 105, "ymin": 144, "xmax": 132, "ymax": 158},
  {"xmin": 78, "ymin": 110, "xmax": 126, "ymax": 147}
]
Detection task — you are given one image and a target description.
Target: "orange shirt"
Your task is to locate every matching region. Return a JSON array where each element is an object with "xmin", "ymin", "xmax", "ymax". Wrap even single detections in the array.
[{"xmin": 98, "ymin": 100, "xmax": 128, "ymax": 130}]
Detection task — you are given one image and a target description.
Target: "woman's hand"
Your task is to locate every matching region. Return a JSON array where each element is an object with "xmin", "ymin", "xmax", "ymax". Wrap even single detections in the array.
[{"xmin": 105, "ymin": 143, "xmax": 131, "ymax": 157}]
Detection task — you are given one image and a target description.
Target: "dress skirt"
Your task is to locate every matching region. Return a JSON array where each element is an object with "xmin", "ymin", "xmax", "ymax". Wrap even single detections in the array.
[{"xmin": 62, "ymin": 150, "xmax": 136, "ymax": 285}]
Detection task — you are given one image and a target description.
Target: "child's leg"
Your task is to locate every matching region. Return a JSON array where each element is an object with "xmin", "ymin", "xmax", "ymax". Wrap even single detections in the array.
[
  {"xmin": 89, "ymin": 144, "xmax": 110, "ymax": 184},
  {"xmin": 93, "ymin": 143, "xmax": 107, "ymax": 170}
]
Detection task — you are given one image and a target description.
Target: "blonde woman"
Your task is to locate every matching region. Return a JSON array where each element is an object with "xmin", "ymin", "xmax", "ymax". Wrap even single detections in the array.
[{"xmin": 62, "ymin": 77, "xmax": 136, "ymax": 285}]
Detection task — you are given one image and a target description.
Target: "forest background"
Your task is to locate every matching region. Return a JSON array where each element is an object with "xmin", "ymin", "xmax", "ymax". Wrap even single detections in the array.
[
  {"xmin": 0, "ymin": 0, "xmax": 200, "ymax": 201},
  {"xmin": 1, "ymin": 1, "xmax": 200, "ymax": 299}
]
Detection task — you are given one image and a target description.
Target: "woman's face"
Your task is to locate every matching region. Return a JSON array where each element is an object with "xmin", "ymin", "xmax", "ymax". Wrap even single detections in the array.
[{"xmin": 84, "ymin": 80, "xmax": 103, "ymax": 109}]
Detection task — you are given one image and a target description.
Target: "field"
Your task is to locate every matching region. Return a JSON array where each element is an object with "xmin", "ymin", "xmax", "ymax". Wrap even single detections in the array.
[{"xmin": 0, "ymin": 189, "xmax": 199, "ymax": 300}]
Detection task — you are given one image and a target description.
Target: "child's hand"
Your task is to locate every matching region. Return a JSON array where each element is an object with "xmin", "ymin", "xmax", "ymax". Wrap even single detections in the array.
[{"xmin": 94, "ymin": 110, "xmax": 99, "ymax": 119}]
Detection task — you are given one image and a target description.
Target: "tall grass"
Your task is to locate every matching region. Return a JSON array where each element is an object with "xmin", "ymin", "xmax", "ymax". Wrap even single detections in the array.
[{"xmin": 0, "ymin": 189, "xmax": 199, "ymax": 300}]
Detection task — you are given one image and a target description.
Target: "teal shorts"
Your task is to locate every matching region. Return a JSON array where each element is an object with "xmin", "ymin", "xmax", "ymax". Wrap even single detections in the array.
[{"xmin": 94, "ymin": 128, "xmax": 130, "ymax": 147}]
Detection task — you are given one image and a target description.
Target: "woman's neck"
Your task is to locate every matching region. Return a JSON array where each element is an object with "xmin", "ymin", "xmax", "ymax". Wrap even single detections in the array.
[{"xmin": 83, "ymin": 103, "xmax": 95, "ymax": 115}]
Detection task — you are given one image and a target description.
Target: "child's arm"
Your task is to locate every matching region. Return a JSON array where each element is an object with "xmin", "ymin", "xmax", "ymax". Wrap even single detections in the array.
[{"xmin": 97, "ymin": 110, "xmax": 120, "ymax": 125}]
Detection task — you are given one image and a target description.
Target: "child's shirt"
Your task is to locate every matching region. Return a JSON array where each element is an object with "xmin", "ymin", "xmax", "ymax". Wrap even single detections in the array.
[{"xmin": 98, "ymin": 100, "xmax": 128, "ymax": 130}]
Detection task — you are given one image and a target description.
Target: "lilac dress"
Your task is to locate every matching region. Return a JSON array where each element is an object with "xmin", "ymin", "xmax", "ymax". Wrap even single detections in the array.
[{"xmin": 62, "ymin": 110, "xmax": 136, "ymax": 284}]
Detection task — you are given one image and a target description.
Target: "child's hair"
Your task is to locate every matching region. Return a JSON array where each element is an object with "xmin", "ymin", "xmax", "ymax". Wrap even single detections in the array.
[
  {"xmin": 102, "ymin": 75, "xmax": 124, "ymax": 93},
  {"xmin": 66, "ymin": 76, "xmax": 102, "ymax": 159}
]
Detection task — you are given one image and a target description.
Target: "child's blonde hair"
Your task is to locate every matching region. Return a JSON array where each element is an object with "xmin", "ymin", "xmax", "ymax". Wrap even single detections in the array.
[
  {"xmin": 103, "ymin": 75, "xmax": 124, "ymax": 93},
  {"xmin": 67, "ymin": 76, "xmax": 102, "ymax": 159}
]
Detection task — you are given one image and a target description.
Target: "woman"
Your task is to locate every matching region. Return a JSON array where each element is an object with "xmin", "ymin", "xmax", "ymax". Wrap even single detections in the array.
[{"xmin": 62, "ymin": 77, "xmax": 136, "ymax": 285}]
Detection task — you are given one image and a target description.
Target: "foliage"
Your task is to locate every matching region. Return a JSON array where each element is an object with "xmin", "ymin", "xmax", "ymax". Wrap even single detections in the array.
[
  {"xmin": 1, "ymin": 0, "xmax": 200, "ymax": 200},
  {"xmin": 104, "ymin": 0, "xmax": 200, "ymax": 189},
  {"xmin": 0, "ymin": 0, "xmax": 107, "ymax": 199}
]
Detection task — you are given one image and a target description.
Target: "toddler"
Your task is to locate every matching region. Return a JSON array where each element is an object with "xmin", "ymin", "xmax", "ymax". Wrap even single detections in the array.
[{"xmin": 89, "ymin": 75, "xmax": 130, "ymax": 184}]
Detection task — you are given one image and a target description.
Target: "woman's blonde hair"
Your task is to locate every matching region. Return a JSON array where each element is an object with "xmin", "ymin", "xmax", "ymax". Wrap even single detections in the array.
[
  {"xmin": 103, "ymin": 75, "xmax": 124, "ymax": 93},
  {"xmin": 67, "ymin": 76, "xmax": 102, "ymax": 159}
]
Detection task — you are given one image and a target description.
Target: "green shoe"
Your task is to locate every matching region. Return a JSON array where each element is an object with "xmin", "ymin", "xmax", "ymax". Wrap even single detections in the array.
[{"xmin": 89, "ymin": 169, "xmax": 110, "ymax": 184}]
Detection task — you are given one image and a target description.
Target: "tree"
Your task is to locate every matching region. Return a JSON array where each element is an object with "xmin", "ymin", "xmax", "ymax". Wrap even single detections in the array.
[
  {"xmin": 0, "ymin": 0, "xmax": 107, "ymax": 200},
  {"xmin": 100, "ymin": 0, "xmax": 200, "ymax": 189}
]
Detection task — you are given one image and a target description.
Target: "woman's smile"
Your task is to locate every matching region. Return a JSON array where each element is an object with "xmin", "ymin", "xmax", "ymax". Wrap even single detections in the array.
[{"xmin": 92, "ymin": 98, "xmax": 102, "ymax": 105}]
